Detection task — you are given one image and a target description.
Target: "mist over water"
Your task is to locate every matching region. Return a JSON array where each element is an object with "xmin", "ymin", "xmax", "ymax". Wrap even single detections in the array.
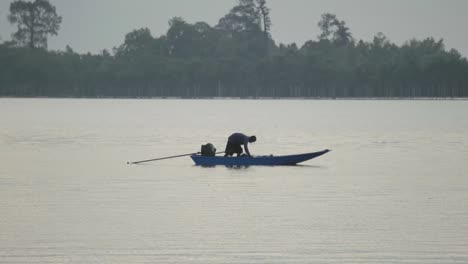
[{"xmin": 1, "ymin": 98, "xmax": 468, "ymax": 263}]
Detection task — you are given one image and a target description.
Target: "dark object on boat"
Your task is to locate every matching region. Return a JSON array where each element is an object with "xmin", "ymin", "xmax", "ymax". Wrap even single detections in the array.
[
  {"xmin": 201, "ymin": 143, "xmax": 217, "ymax": 156},
  {"xmin": 191, "ymin": 149, "xmax": 330, "ymax": 166}
]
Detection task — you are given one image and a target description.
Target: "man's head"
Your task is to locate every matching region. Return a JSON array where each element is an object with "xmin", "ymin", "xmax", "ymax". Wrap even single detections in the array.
[{"xmin": 249, "ymin": 135, "xmax": 257, "ymax": 143}]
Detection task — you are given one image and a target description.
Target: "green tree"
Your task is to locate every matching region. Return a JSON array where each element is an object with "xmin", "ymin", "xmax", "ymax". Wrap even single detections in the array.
[
  {"xmin": 2, "ymin": 0, "xmax": 468, "ymax": 99},
  {"xmin": 115, "ymin": 28, "xmax": 154, "ymax": 57},
  {"xmin": 256, "ymin": 0, "xmax": 271, "ymax": 56},
  {"xmin": 318, "ymin": 13, "xmax": 353, "ymax": 46},
  {"xmin": 166, "ymin": 17, "xmax": 198, "ymax": 57},
  {"xmin": 216, "ymin": 0, "xmax": 272, "ymax": 58},
  {"xmin": 333, "ymin": 20, "xmax": 353, "ymax": 46},
  {"xmin": 318, "ymin": 13, "xmax": 336, "ymax": 41},
  {"xmin": 217, "ymin": 0, "xmax": 261, "ymax": 34},
  {"xmin": 8, "ymin": 0, "xmax": 62, "ymax": 49}
]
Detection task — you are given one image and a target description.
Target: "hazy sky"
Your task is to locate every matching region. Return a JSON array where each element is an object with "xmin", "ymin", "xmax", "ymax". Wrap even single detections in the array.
[{"xmin": 1, "ymin": 0, "xmax": 467, "ymax": 56}]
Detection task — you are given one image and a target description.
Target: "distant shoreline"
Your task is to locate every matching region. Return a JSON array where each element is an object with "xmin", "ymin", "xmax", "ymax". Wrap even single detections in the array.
[{"xmin": 1, "ymin": 96, "xmax": 467, "ymax": 101}]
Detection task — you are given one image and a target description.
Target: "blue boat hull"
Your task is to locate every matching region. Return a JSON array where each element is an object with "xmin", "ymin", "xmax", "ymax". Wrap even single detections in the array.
[{"xmin": 191, "ymin": 149, "xmax": 330, "ymax": 166}]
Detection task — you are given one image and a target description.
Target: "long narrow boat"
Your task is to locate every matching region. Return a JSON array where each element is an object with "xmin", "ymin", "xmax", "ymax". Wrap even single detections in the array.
[{"xmin": 191, "ymin": 149, "xmax": 330, "ymax": 166}]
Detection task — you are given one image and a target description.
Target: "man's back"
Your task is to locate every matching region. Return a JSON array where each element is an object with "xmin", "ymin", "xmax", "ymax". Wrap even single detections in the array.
[{"xmin": 228, "ymin": 133, "xmax": 249, "ymax": 145}]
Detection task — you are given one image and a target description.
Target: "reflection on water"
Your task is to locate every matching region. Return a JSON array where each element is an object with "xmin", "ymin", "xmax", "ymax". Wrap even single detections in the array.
[{"xmin": 1, "ymin": 98, "xmax": 468, "ymax": 264}]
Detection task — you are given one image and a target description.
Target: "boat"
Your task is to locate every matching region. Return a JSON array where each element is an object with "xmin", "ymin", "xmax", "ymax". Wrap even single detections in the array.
[{"xmin": 190, "ymin": 149, "xmax": 330, "ymax": 166}]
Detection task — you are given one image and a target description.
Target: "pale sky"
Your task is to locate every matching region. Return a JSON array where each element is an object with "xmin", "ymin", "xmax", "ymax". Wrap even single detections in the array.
[{"xmin": 1, "ymin": 0, "xmax": 467, "ymax": 57}]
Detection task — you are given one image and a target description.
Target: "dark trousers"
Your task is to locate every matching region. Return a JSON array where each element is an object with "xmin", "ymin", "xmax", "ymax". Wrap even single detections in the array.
[{"xmin": 224, "ymin": 142, "xmax": 243, "ymax": 157}]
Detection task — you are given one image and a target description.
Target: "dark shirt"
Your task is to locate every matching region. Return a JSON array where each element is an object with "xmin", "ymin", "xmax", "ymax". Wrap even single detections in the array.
[{"xmin": 228, "ymin": 133, "xmax": 251, "ymax": 156}]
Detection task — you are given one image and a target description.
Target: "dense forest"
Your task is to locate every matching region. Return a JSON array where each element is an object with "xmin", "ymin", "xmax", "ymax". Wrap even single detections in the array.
[{"xmin": 1, "ymin": 0, "xmax": 468, "ymax": 98}]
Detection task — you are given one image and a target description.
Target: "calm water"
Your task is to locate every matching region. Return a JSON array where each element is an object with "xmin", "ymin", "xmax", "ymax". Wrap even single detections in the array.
[{"xmin": 1, "ymin": 98, "xmax": 468, "ymax": 264}]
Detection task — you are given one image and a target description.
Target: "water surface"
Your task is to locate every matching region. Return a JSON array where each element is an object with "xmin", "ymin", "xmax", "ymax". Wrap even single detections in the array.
[{"xmin": 1, "ymin": 99, "xmax": 467, "ymax": 263}]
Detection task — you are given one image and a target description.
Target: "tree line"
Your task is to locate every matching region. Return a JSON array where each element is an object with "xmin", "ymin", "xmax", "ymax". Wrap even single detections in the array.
[{"xmin": 1, "ymin": 0, "xmax": 467, "ymax": 98}]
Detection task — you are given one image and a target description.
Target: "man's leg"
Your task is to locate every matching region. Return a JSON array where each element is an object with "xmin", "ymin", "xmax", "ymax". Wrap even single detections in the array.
[
  {"xmin": 235, "ymin": 145, "xmax": 243, "ymax": 157},
  {"xmin": 224, "ymin": 142, "xmax": 234, "ymax": 157}
]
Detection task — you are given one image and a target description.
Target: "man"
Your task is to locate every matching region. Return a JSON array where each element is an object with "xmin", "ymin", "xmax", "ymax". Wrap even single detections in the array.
[{"xmin": 224, "ymin": 133, "xmax": 256, "ymax": 157}]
